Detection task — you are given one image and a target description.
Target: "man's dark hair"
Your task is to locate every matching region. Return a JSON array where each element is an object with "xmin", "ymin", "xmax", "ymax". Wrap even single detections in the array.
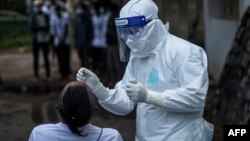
[{"xmin": 56, "ymin": 81, "xmax": 95, "ymax": 136}]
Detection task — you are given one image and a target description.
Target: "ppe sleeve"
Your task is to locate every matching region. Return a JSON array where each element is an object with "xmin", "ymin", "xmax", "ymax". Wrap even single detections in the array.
[
  {"xmin": 99, "ymin": 81, "xmax": 135, "ymax": 115},
  {"xmin": 162, "ymin": 46, "xmax": 209, "ymax": 113}
]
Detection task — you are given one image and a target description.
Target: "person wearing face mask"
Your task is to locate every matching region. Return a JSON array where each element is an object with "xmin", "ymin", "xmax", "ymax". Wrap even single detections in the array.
[
  {"xmin": 75, "ymin": 2, "xmax": 93, "ymax": 68},
  {"xmin": 30, "ymin": 0, "xmax": 51, "ymax": 79},
  {"xmin": 76, "ymin": 0, "xmax": 214, "ymax": 140},
  {"xmin": 90, "ymin": 2, "xmax": 110, "ymax": 82},
  {"xmin": 51, "ymin": 4, "xmax": 71, "ymax": 79}
]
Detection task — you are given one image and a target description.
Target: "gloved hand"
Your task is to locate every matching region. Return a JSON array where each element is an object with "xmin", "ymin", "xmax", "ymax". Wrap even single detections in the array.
[
  {"xmin": 76, "ymin": 68, "xmax": 109, "ymax": 101},
  {"xmin": 125, "ymin": 79, "xmax": 148, "ymax": 102},
  {"xmin": 125, "ymin": 79, "xmax": 164, "ymax": 106}
]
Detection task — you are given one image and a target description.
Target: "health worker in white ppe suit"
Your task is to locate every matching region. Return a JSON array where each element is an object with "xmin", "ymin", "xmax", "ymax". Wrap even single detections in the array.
[{"xmin": 76, "ymin": 0, "xmax": 214, "ymax": 141}]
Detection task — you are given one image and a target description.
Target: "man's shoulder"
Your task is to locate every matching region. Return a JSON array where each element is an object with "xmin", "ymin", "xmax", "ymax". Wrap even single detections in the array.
[
  {"xmin": 165, "ymin": 34, "xmax": 205, "ymax": 66},
  {"xmin": 167, "ymin": 34, "xmax": 203, "ymax": 56},
  {"xmin": 168, "ymin": 34, "xmax": 192, "ymax": 52}
]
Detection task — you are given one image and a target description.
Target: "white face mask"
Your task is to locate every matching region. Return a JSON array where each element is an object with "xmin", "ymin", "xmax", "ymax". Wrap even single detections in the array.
[
  {"xmin": 126, "ymin": 37, "xmax": 152, "ymax": 54},
  {"xmin": 125, "ymin": 20, "xmax": 157, "ymax": 56}
]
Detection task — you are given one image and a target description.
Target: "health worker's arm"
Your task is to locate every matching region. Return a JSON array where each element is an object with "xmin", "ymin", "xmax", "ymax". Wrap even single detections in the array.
[
  {"xmin": 76, "ymin": 67, "xmax": 135, "ymax": 116},
  {"xmin": 99, "ymin": 81, "xmax": 136, "ymax": 116}
]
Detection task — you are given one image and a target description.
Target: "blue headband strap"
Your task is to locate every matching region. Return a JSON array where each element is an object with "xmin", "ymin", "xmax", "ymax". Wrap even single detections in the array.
[{"xmin": 115, "ymin": 16, "xmax": 147, "ymax": 28}]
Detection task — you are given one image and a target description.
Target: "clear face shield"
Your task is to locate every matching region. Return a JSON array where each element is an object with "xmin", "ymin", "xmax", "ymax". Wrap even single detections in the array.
[{"xmin": 115, "ymin": 16, "xmax": 147, "ymax": 62}]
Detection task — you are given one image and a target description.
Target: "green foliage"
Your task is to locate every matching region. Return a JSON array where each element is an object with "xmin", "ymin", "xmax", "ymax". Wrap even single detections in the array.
[
  {"xmin": 0, "ymin": 17, "xmax": 32, "ymax": 51},
  {"xmin": 0, "ymin": 0, "xmax": 26, "ymax": 14},
  {"xmin": 0, "ymin": 33, "xmax": 31, "ymax": 51}
]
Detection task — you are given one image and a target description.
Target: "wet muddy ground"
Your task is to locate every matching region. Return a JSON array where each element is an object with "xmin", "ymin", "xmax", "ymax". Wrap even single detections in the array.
[{"xmin": 0, "ymin": 92, "xmax": 135, "ymax": 141}]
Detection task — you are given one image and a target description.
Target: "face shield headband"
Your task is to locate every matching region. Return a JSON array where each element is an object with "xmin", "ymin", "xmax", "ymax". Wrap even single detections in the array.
[{"xmin": 115, "ymin": 16, "xmax": 147, "ymax": 62}]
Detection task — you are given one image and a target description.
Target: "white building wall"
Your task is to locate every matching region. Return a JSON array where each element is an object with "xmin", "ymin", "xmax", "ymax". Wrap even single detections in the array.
[
  {"xmin": 240, "ymin": 0, "xmax": 250, "ymax": 18},
  {"xmin": 205, "ymin": 19, "xmax": 238, "ymax": 82},
  {"xmin": 203, "ymin": 0, "xmax": 250, "ymax": 83}
]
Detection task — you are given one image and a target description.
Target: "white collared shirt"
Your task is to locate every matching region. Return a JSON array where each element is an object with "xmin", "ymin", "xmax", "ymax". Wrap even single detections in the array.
[{"xmin": 29, "ymin": 123, "xmax": 123, "ymax": 141}]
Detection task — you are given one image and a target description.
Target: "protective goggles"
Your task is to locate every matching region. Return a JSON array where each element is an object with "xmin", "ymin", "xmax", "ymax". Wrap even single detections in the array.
[{"xmin": 115, "ymin": 16, "xmax": 147, "ymax": 62}]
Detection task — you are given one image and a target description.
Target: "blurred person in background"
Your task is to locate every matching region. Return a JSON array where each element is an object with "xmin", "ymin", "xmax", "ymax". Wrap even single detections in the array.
[
  {"xmin": 75, "ymin": 1, "xmax": 93, "ymax": 68},
  {"xmin": 29, "ymin": 0, "xmax": 51, "ymax": 79},
  {"xmin": 41, "ymin": 0, "xmax": 57, "ymax": 66},
  {"xmin": 51, "ymin": 3, "xmax": 71, "ymax": 80},
  {"xmin": 29, "ymin": 81, "xmax": 123, "ymax": 141},
  {"xmin": 41, "ymin": 0, "xmax": 55, "ymax": 15},
  {"xmin": 90, "ymin": 1, "xmax": 110, "ymax": 83}
]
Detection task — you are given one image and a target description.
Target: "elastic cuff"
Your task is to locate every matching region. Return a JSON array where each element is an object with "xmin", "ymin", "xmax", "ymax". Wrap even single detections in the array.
[
  {"xmin": 92, "ymin": 84, "xmax": 109, "ymax": 101},
  {"xmin": 146, "ymin": 90, "xmax": 164, "ymax": 107}
]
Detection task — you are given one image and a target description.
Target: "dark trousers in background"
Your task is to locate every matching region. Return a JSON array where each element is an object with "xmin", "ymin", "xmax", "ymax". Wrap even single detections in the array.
[
  {"xmin": 91, "ymin": 47, "xmax": 108, "ymax": 83},
  {"xmin": 55, "ymin": 45, "xmax": 71, "ymax": 78},
  {"xmin": 32, "ymin": 42, "xmax": 50, "ymax": 78},
  {"xmin": 91, "ymin": 47, "xmax": 107, "ymax": 72},
  {"xmin": 78, "ymin": 45, "xmax": 90, "ymax": 67}
]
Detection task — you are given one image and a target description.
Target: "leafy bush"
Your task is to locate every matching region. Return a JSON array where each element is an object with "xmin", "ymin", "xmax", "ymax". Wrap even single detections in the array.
[{"xmin": 0, "ymin": 17, "xmax": 32, "ymax": 51}]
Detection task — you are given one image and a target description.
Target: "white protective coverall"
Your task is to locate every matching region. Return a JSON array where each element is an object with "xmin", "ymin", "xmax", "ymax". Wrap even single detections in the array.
[{"xmin": 77, "ymin": 0, "xmax": 214, "ymax": 140}]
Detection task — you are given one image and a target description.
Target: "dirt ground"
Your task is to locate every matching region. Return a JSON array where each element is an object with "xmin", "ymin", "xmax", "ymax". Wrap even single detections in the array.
[
  {"xmin": 0, "ymin": 49, "xmax": 136, "ymax": 141},
  {"xmin": 0, "ymin": 93, "xmax": 135, "ymax": 141}
]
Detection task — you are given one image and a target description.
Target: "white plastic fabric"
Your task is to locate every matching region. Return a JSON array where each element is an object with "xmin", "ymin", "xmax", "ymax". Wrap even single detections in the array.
[
  {"xmin": 116, "ymin": 0, "xmax": 159, "ymax": 60},
  {"xmin": 126, "ymin": 19, "xmax": 163, "ymax": 56},
  {"xmin": 119, "ymin": 0, "xmax": 158, "ymax": 21},
  {"xmin": 29, "ymin": 123, "xmax": 123, "ymax": 141},
  {"xmin": 115, "ymin": 16, "xmax": 146, "ymax": 62},
  {"xmin": 98, "ymin": 0, "xmax": 214, "ymax": 140}
]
